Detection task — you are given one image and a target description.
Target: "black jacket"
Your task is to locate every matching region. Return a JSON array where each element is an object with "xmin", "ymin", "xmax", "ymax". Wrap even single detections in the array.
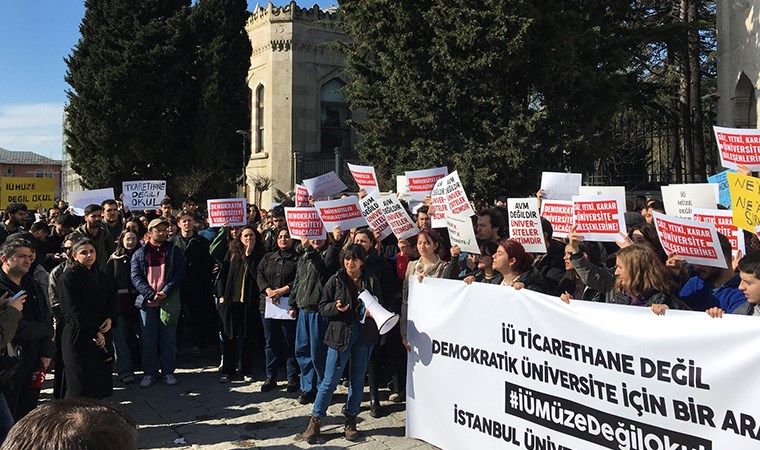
[
  {"xmin": 320, "ymin": 268, "xmax": 382, "ymax": 349},
  {"xmin": 256, "ymin": 247, "xmax": 298, "ymax": 313},
  {"xmin": 289, "ymin": 246, "xmax": 331, "ymax": 312}
]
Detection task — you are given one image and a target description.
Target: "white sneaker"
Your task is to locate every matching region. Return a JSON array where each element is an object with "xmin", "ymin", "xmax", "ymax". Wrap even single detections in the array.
[
  {"xmin": 162, "ymin": 374, "xmax": 178, "ymax": 386},
  {"xmin": 139, "ymin": 375, "xmax": 154, "ymax": 388}
]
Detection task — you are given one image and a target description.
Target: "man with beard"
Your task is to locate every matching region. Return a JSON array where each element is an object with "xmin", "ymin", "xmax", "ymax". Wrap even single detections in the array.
[
  {"xmin": 101, "ymin": 199, "xmax": 123, "ymax": 243},
  {"xmin": 74, "ymin": 204, "xmax": 116, "ymax": 270},
  {"xmin": 678, "ymin": 233, "xmax": 745, "ymax": 313},
  {"xmin": 0, "ymin": 204, "xmax": 28, "ymax": 245}
]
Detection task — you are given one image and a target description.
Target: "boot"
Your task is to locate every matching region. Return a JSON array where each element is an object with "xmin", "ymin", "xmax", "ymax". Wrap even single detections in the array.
[
  {"xmin": 370, "ymin": 395, "xmax": 381, "ymax": 418},
  {"xmin": 300, "ymin": 416, "xmax": 321, "ymax": 444},
  {"xmin": 367, "ymin": 361, "xmax": 382, "ymax": 418},
  {"xmin": 344, "ymin": 414, "xmax": 359, "ymax": 442}
]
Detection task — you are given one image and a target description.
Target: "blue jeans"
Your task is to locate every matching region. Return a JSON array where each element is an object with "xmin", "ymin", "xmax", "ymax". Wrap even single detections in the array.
[
  {"xmin": 312, "ymin": 320, "xmax": 373, "ymax": 418},
  {"xmin": 262, "ymin": 316, "xmax": 298, "ymax": 380},
  {"xmin": 113, "ymin": 313, "xmax": 135, "ymax": 377},
  {"xmin": 0, "ymin": 393, "xmax": 13, "ymax": 444},
  {"xmin": 295, "ymin": 310, "xmax": 328, "ymax": 393},
  {"xmin": 140, "ymin": 307, "xmax": 176, "ymax": 377}
]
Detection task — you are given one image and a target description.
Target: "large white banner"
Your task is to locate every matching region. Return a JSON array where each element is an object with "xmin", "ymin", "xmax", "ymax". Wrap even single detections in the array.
[{"xmin": 406, "ymin": 278, "xmax": 760, "ymax": 450}]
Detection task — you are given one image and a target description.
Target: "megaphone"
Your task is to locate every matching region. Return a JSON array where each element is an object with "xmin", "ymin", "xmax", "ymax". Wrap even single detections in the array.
[{"xmin": 359, "ymin": 290, "xmax": 399, "ymax": 335}]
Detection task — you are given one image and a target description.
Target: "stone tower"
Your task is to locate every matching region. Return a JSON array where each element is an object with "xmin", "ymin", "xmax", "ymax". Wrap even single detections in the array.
[{"xmin": 244, "ymin": 2, "xmax": 351, "ymax": 207}]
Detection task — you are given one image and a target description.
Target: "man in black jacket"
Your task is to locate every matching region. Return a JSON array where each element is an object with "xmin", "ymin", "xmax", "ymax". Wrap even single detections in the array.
[{"xmin": 0, "ymin": 239, "xmax": 54, "ymax": 421}]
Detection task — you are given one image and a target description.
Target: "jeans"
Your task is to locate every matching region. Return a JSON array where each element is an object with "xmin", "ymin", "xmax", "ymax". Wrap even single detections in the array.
[
  {"xmin": 262, "ymin": 316, "xmax": 298, "ymax": 380},
  {"xmin": 295, "ymin": 310, "xmax": 328, "ymax": 393},
  {"xmin": 140, "ymin": 307, "xmax": 176, "ymax": 377},
  {"xmin": 312, "ymin": 319, "xmax": 373, "ymax": 418},
  {"xmin": 113, "ymin": 313, "xmax": 136, "ymax": 377},
  {"xmin": 0, "ymin": 392, "xmax": 13, "ymax": 444}
]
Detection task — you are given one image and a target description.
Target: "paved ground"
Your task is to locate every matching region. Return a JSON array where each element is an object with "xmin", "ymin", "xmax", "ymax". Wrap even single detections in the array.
[{"xmin": 41, "ymin": 349, "xmax": 438, "ymax": 450}]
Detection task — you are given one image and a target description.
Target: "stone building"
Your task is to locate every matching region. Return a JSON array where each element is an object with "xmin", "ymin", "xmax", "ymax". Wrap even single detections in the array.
[
  {"xmin": 717, "ymin": 1, "xmax": 760, "ymax": 128},
  {"xmin": 244, "ymin": 2, "xmax": 354, "ymax": 206}
]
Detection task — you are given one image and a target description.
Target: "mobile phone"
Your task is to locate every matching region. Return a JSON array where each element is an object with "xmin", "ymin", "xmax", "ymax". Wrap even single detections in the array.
[{"xmin": 10, "ymin": 291, "xmax": 26, "ymax": 301}]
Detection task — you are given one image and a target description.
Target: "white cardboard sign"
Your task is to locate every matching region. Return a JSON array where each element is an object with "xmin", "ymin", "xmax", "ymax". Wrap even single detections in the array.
[
  {"xmin": 507, "ymin": 198, "xmax": 546, "ymax": 253},
  {"xmin": 540, "ymin": 200, "xmax": 574, "ymax": 239},
  {"xmin": 284, "ymin": 207, "xmax": 327, "ymax": 239},
  {"xmin": 313, "ymin": 196, "xmax": 367, "ymax": 231},
  {"xmin": 68, "ymin": 188, "xmax": 116, "ymax": 216},
  {"xmin": 347, "ymin": 163, "xmax": 380, "ymax": 193},
  {"xmin": 381, "ymin": 195, "xmax": 420, "ymax": 240},
  {"xmin": 405, "ymin": 167, "xmax": 448, "ymax": 201},
  {"xmin": 359, "ymin": 190, "xmax": 393, "ymax": 242},
  {"xmin": 571, "ymin": 195, "xmax": 626, "ymax": 242},
  {"xmin": 302, "ymin": 171, "xmax": 348, "ymax": 199},
  {"xmin": 122, "ymin": 180, "xmax": 166, "ymax": 210},
  {"xmin": 445, "ymin": 213, "xmax": 480, "ymax": 254},
  {"xmin": 540, "ymin": 172, "xmax": 581, "ymax": 201},
  {"xmin": 691, "ymin": 208, "xmax": 744, "ymax": 259},
  {"xmin": 714, "ymin": 125, "xmax": 760, "ymax": 171},
  {"xmin": 207, "ymin": 198, "xmax": 247, "ymax": 227},
  {"xmin": 661, "ymin": 184, "xmax": 720, "ymax": 219},
  {"xmin": 653, "ymin": 212, "xmax": 727, "ymax": 269}
]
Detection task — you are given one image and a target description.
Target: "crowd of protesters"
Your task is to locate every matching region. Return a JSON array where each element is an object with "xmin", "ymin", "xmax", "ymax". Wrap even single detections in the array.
[{"xmin": 0, "ymin": 179, "xmax": 756, "ymax": 446}]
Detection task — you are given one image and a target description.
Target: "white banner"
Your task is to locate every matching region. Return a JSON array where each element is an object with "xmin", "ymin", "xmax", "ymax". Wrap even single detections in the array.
[
  {"xmin": 68, "ymin": 188, "xmax": 116, "ymax": 216},
  {"xmin": 314, "ymin": 196, "xmax": 367, "ymax": 231},
  {"xmin": 122, "ymin": 180, "xmax": 166, "ymax": 210},
  {"xmin": 507, "ymin": 198, "xmax": 546, "ymax": 253},
  {"xmin": 407, "ymin": 277, "xmax": 760, "ymax": 450}
]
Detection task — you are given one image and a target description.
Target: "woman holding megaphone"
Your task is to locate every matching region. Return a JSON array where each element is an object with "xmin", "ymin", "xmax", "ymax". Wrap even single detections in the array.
[{"xmin": 298, "ymin": 244, "xmax": 381, "ymax": 444}]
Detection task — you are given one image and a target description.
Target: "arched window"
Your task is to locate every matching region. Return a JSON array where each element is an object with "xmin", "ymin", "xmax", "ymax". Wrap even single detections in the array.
[
  {"xmin": 35, "ymin": 169, "xmax": 44, "ymax": 178},
  {"xmin": 733, "ymin": 72, "xmax": 757, "ymax": 128},
  {"xmin": 321, "ymin": 79, "xmax": 350, "ymax": 154},
  {"xmin": 255, "ymin": 85, "xmax": 265, "ymax": 153}
]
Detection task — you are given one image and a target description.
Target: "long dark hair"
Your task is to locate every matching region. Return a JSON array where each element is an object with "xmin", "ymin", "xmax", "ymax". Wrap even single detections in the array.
[
  {"xmin": 113, "ymin": 229, "xmax": 140, "ymax": 258},
  {"xmin": 229, "ymin": 225, "xmax": 265, "ymax": 261}
]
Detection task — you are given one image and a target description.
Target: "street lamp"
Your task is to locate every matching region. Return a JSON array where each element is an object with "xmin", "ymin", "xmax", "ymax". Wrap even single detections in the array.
[{"xmin": 236, "ymin": 130, "xmax": 250, "ymax": 197}]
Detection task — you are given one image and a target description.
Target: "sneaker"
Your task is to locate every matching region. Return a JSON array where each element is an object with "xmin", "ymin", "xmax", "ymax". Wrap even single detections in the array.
[
  {"xmin": 286, "ymin": 378, "xmax": 299, "ymax": 393},
  {"xmin": 162, "ymin": 374, "xmax": 178, "ymax": 386},
  {"xmin": 139, "ymin": 375, "xmax": 154, "ymax": 388},
  {"xmin": 219, "ymin": 374, "xmax": 230, "ymax": 384},
  {"xmin": 243, "ymin": 375, "xmax": 254, "ymax": 383},
  {"xmin": 389, "ymin": 391, "xmax": 406, "ymax": 403}
]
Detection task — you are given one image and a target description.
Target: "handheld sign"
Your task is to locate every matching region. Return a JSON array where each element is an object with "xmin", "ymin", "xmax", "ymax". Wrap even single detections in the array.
[
  {"xmin": 122, "ymin": 180, "xmax": 166, "ymax": 210},
  {"xmin": 692, "ymin": 208, "xmax": 745, "ymax": 258},
  {"xmin": 540, "ymin": 172, "xmax": 581, "ymax": 201},
  {"xmin": 68, "ymin": 188, "xmax": 115, "ymax": 216},
  {"xmin": 727, "ymin": 171, "xmax": 760, "ymax": 233},
  {"xmin": 302, "ymin": 171, "xmax": 348, "ymax": 199},
  {"xmin": 206, "ymin": 198, "xmax": 246, "ymax": 227},
  {"xmin": 707, "ymin": 170, "xmax": 735, "ymax": 209},
  {"xmin": 714, "ymin": 125, "xmax": 760, "ymax": 171},
  {"xmin": 661, "ymin": 184, "xmax": 719, "ymax": 219},
  {"xmin": 430, "ymin": 171, "xmax": 474, "ymax": 228},
  {"xmin": 284, "ymin": 207, "xmax": 327, "ymax": 239},
  {"xmin": 571, "ymin": 195, "xmax": 626, "ymax": 242},
  {"xmin": 347, "ymin": 163, "xmax": 380, "ymax": 193},
  {"xmin": 429, "ymin": 176, "xmax": 449, "ymax": 228},
  {"xmin": 507, "ymin": 198, "xmax": 546, "ymax": 253},
  {"xmin": 445, "ymin": 213, "xmax": 480, "ymax": 254},
  {"xmin": 359, "ymin": 190, "xmax": 393, "ymax": 241},
  {"xmin": 396, "ymin": 175, "xmax": 411, "ymax": 202},
  {"xmin": 578, "ymin": 185, "xmax": 626, "ymax": 211},
  {"xmin": 405, "ymin": 167, "xmax": 448, "ymax": 201},
  {"xmin": 314, "ymin": 196, "xmax": 367, "ymax": 231},
  {"xmin": 381, "ymin": 195, "xmax": 419, "ymax": 240},
  {"xmin": 540, "ymin": 200, "xmax": 573, "ymax": 239},
  {"xmin": 1, "ymin": 177, "xmax": 56, "ymax": 209},
  {"xmin": 653, "ymin": 212, "xmax": 727, "ymax": 269},
  {"xmin": 294, "ymin": 184, "xmax": 310, "ymax": 207}
]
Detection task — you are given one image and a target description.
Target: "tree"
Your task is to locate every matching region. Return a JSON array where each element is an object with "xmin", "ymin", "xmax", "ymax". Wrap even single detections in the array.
[
  {"xmin": 339, "ymin": 0, "xmax": 644, "ymax": 200},
  {"xmin": 65, "ymin": 0, "xmax": 251, "ymax": 200}
]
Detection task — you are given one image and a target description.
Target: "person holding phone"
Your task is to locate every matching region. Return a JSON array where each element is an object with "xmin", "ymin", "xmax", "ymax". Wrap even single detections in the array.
[{"xmin": 58, "ymin": 239, "xmax": 117, "ymax": 399}]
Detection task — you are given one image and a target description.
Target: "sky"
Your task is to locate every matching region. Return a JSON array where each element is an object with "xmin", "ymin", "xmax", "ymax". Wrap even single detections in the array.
[{"xmin": 0, "ymin": 1, "xmax": 337, "ymax": 161}]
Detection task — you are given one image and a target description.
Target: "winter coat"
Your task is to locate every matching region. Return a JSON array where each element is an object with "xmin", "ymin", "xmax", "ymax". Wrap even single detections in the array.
[
  {"xmin": 320, "ymin": 268, "xmax": 383, "ymax": 350},
  {"xmin": 289, "ymin": 246, "xmax": 331, "ymax": 313},
  {"xmin": 256, "ymin": 247, "xmax": 298, "ymax": 313}
]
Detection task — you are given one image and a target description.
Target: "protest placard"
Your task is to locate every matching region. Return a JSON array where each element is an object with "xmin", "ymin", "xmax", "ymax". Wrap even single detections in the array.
[
  {"xmin": 284, "ymin": 207, "xmax": 326, "ymax": 239},
  {"xmin": 0, "ymin": 177, "xmax": 56, "ymax": 209},
  {"xmin": 540, "ymin": 200, "xmax": 573, "ymax": 239},
  {"xmin": 359, "ymin": 190, "xmax": 393, "ymax": 241},
  {"xmin": 661, "ymin": 184, "xmax": 719, "ymax": 219},
  {"xmin": 571, "ymin": 195, "xmax": 625, "ymax": 242},
  {"xmin": 68, "ymin": 188, "xmax": 116, "ymax": 216},
  {"xmin": 206, "ymin": 198, "xmax": 246, "ymax": 227},
  {"xmin": 381, "ymin": 195, "xmax": 419, "ymax": 240},
  {"xmin": 294, "ymin": 184, "xmax": 310, "ymax": 207},
  {"xmin": 727, "ymin": 171, "xmax": 760, "ymax": 233},
  {"xmin": 445, "ymin": 213, "xmax": 480, "ymax": 254},
  {"xmin": 578, "ymin": 185, "xmax": 626, "ymax": 210},
  {"xmin": 653, "ymin": 212, "xmax": 726, "ymax": 268},
  {"xmin": 347, "ymin": 163, "xmax": 380, "ymax": 193},
  {"xmin": 692, "ymin": 208, "xmax": 745, "ymax": 258},
  {"xmin": 405, "ymin": 167, "xmax": 448, "ymax": 201},
  {"xmin": 302, "ymin": 171, "xmax": 347, "ymax": 199},
  {"xmin": 430, "ymin": 171, "xmax": 475, "ymax": 228},
  {"xmin": 507, "ymin": 198, "xmax": 546, "ymax": 253},
  {"xmin": 430, "ymin": 176, "xmax": 449, "ymax": 228},
  {"xmin": 122, "ymin": 180, "xmax": 166, "ymax": 210},
  {"xmin": 707, "ymin": 170, "xmax": 735, "ymax": 209},
  {"xmin": 407, "ymin": 277, "xmax": 760, "ymax": 450},
  {"xmin": 540, "ymin": 172, "xmax": 581, "ymax": 201},
  {"xmin": 396, "ymin": 175, "xmax": 411, "ymax": 202},
  {"xmin": 314, "ymin": 196, "xmax": 367, "ymax": 231},
  {"xmin": 714, "ymin": 125, "xmax": 760, "ymax": 171}
]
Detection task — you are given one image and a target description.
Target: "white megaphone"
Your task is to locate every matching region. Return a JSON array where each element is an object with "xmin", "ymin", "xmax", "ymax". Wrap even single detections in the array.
[{"xmin": 359, "ymin": 290, "xmax": 399, "ymax": 335}]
